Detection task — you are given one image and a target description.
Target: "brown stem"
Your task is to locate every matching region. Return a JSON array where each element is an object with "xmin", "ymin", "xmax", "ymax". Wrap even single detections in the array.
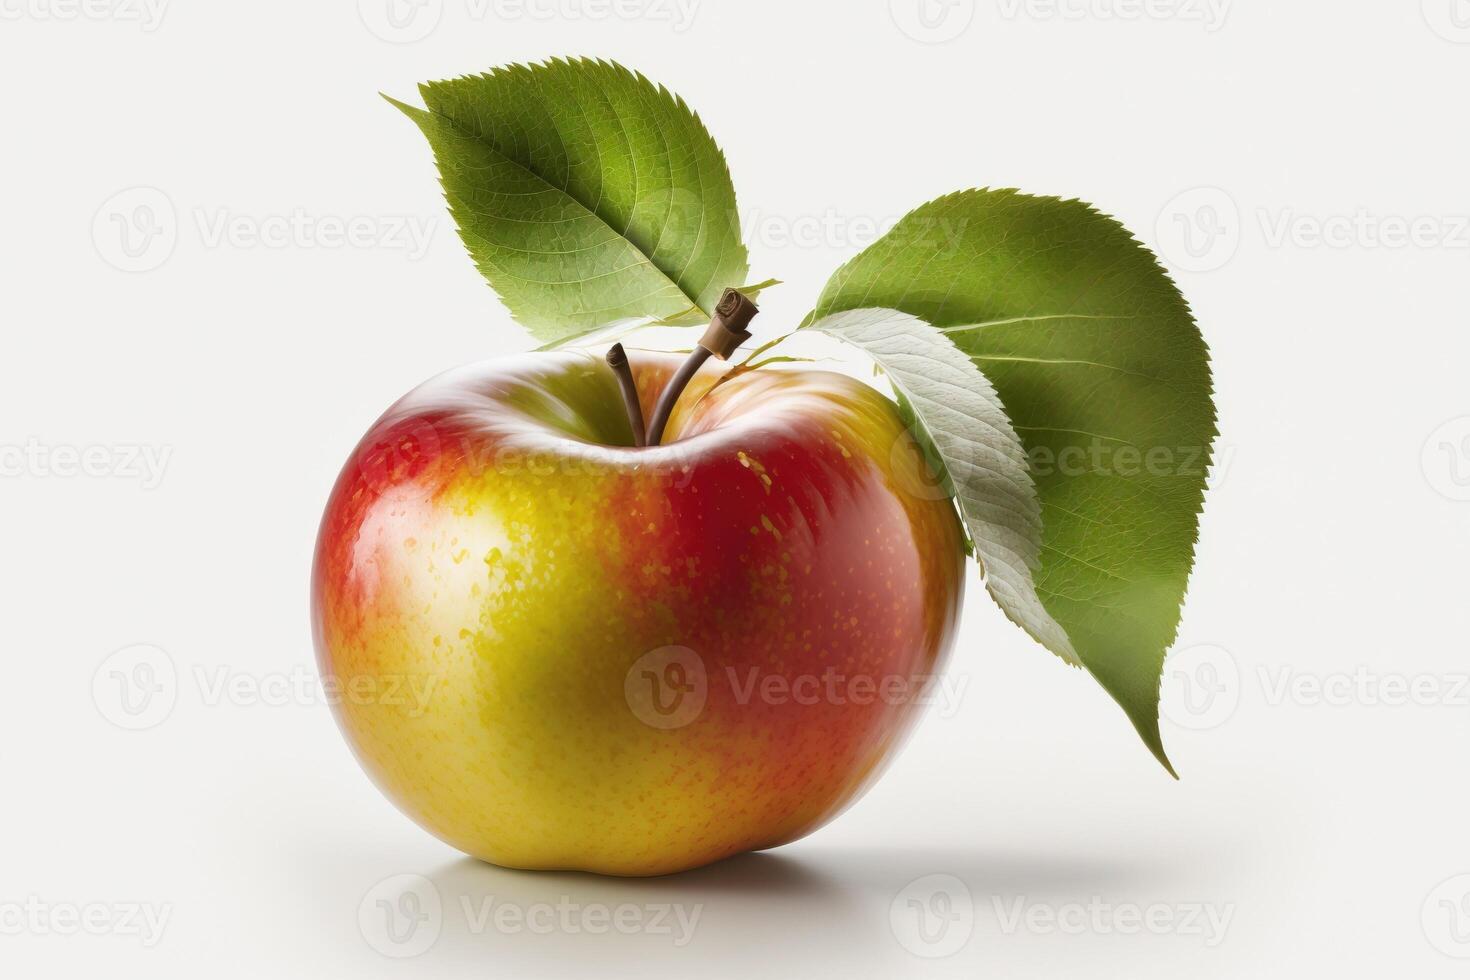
[
  {"xmin": 644, "ymin": 347, "xmax": 711, "ymax": 447},
  {"xmin": 605, "ymin": 343, "xmax": 646, "ymax": 447},
  {"xmin": 644, "ymin": 288, "xmax": 761, "ymax": 446}
]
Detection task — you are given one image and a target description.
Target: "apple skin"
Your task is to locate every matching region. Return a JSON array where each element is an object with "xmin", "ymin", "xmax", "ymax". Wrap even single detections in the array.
[{"xmin": 312, "ymin": 349, "xmax": 965, "ymax": 876}]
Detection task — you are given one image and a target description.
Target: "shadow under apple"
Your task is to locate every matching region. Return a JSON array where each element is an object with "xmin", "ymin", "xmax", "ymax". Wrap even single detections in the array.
[{"xmin": 395, "ymin": 842, "xmax": 1189, "ymax": 975}]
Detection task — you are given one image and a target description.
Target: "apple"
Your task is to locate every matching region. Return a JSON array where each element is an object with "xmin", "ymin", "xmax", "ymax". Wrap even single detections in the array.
[{"xmin": 312, "ymin": 348, "xmax": 965, "ymax": 876}]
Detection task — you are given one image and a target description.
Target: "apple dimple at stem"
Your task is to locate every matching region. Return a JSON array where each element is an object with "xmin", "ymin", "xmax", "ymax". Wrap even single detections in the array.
[{"xmin": 311, "ymin": 349, "xmax": 966, "ymax": 875}]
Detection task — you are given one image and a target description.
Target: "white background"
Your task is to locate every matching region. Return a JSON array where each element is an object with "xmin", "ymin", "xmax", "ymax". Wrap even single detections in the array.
[{"xmin": 3, "ymin": 1, "xmax": 1468, "ymax": 976}]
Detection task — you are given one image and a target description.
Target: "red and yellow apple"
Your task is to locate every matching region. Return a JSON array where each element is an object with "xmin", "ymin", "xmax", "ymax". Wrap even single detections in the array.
[{"xmin": 312, "ymin": 350, "xmax": 964, "ymax": 875}]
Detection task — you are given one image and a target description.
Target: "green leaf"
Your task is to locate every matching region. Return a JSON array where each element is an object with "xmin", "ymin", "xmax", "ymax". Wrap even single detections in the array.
[
  {"xmin": 805, "ymin": 308, "xmax": 1078, "ymax": 665},
  {"xmin": 808, "ymin": 189, "xmax": 1217, "ymax": 775},
  {"xmin": 389, "ymin": 58, "xmax": 750, "ymax": 346}
]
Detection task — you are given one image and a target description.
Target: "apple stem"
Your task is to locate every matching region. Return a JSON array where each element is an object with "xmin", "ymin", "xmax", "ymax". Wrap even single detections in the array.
[
  {"xmin": 605, "ymin": 344, "xmax": 647, "ymax": 447},
  {"xmin": 644, "ymin": 288, "xmax": 760, "ymax": 446},
  {"xmin": 645, "ymin": 348, "xmax": 711, "ymax": 446}
]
